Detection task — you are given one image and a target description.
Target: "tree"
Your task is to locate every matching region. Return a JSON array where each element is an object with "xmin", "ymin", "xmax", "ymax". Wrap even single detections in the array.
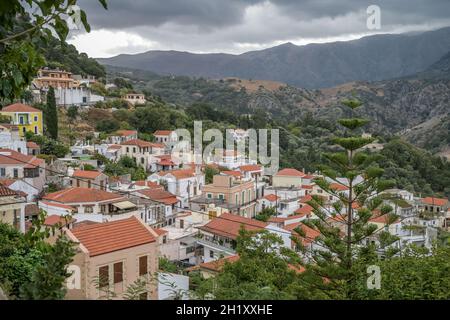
[
  {"xmin": 296, "ymin": 98, "xmax": 398, "ymax": 299},
  {"xmin": 192, "ymin": 229, "xmax": 323, "ymax": 300},
  {"xmin": 0, "ymin": 210, "xmax": 76, "ymax": 299},
  {"xmin": 0, "ymin": 0, "xmax": 107, "ymax": 101},
  {"xmin": 67, "ymin": 105, "xmax": 78, "ymax": 120},
  {"xmin": 255, "ymin": 207, "xmax": 277, "ymax": 222},
  {"xmin": 204, "ymin": 165, "xmax": 219, "ymax": 184},
  {"xmin": 45, "ymin": 86, "xmax": 58, "ymax": 139}
]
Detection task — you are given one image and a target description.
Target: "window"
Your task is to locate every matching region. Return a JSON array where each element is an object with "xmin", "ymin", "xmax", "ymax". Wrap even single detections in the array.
[
  {"xmin": 76, "ymin": 179, "xmax": 80, "ymax": 187},
  {"xmin": 0, "ymin": 168, "xmax": 6, "ymax": 177},
  {"xmin": 141, "ymin": 158, "xmax": 145, "ymax": 164},
  {"xmin": 209, "ymin": 250, "xmax": 214, "ymax": 258},
  {"xmin": 13, "ymin": 168, "xmax": 18, "ymax": 178},
  {"xmin": 207, "ymin": 193, "xmax": 212, "ymax": 199},
  {"xmin": 113, "ymin": 262, "xmax": 123, "ymax": 284},
  {"xmin": 98, "ymin": 265, "xmax": 109, "ymax": 288},
  {"xmin": 126, "ymin": 147, "xmax": 129, "ymax": 153},
  {"xmin": 34, "ymin": 126, "xmax": 38, "ymax": 134},
  {"xmin": 34, "ymin": 116, "xmax": 38, "ymax": 122},
  {"xmin": 139, "ymin": 256, "xmax": 148, "ymax": 276},
  {"xmin": 84, "ymin": 206, "xmax": 94, "ymax": 213},
  {"xmin": 218, "ymin": 194, "xmax": 224, "ymax": 200},
  {"xmin": 162, "ymin": 236, "xmax": 167, "ymax": 244},
  {"xmin": 180, "ymin": 219, "xmax": 184, "ymax": 229},
  {"xmin": 88, "ymin": 180, "xmax": 91, "ymax": 188}
]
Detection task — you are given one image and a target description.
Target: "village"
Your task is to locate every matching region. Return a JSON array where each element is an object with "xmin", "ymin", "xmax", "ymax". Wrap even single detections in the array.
[{"xmin": 0, "ymin": 68, "xmax": 448, "ymax": 300}]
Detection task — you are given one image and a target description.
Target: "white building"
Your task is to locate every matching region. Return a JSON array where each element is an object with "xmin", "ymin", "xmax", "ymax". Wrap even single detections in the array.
[{"xmin": 54, "ymin": 87, "xmax": 104, "ymax": 106}]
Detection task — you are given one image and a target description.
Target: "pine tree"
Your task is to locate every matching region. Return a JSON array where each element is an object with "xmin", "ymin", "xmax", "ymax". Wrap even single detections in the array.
[
  {"xmin": 296, "ymin": 98, "xmax": 398, "ymax": 299},
  {"xmin": 46, "ymin": 86, "xmax": 58, "ymax": 140}
]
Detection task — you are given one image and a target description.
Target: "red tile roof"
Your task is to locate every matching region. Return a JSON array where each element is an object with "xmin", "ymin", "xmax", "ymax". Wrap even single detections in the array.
[
  {"xmin": 294, "ymin": 204, "xmax": 314, "ymax": 216},
  {"xmin": 2, "ymin": 103, "xmax": 41, "ymax": 113},
  {"xmin": 154, "ymin": 130, "xmax": 172, "ymax": 136},
  {"xmin": 71, "ymin": 217, "xmax": 156, "ymax": 257},
  {"xmin": 0, "ymin": 149, "xmax": 43, "ymax": 167},
  {"xmin": 137, "ymin": 189, "xmax": 179, "ymax": 205},
  {"xmin": 221, "ymin": 170, "xmax": 242, "ymax": 177},
  {"xmin": 198, "ymin": 213, "xmax": 268, "ymax": 240},
  {"xmin": 121, "ymin": 139, "xmax": 153, "ymax": 148},
  {"xmin": 275, "ymin": 168, "xmax": 305, "ymax": 177},
  {"xmin": 330, "ymin": 183, "xmax": 349, "ymax": 191},
  {"xmin": 284, "ymin": 222, "xmax": 321, "ymax": 245},
  {"xmin": 116, "ymin": 130, "xmax": 137, "ymax": 137},
  {"xmin": 239, "ymin": 165, "xmax": 262, "ymax": 172},
  {"xmin": 158, "ymin": 169, "xmax": 195, "ymax": 179},
  {"xmin": 135, "ymin": 180, "xmax": 163, "ymax": 189},
  {"xmin": 199, "ymin": 255, "xmax": 240, "ymax": 272},
  {"xmin": 0, "ymin": 184, "xmax": 20, "ymax": 197},
  {"xmin": 26, "ymin": 141, "xmax": 39, "ymax": 149},
  {"xmin": 0, "ymin": 178, "xmax": 16, "ymax": 187},
  {"xmin": 299, "ymin": 195, "xmax": 312, "ymax": 203},
  {"xmin": 421, "ymin": 197, "xmax": 448, "ymax": 206},
  {"xmin": 43, "ymin": 187, "xmax": 123, "ymax": 204},
  {"xmin": 40, "ymin": 200, "xmax": 75, "ymax": 211},
  {"xmin": 44, "ymin": 215, "xmax": 76, "ymax": 226},
  {"xmin": 72, "ymin": 170, "xmax": 102, "ymax": 179},
  {"xmin": 263, "ymin": 194, "xmax": 279, "ymax": 202}
]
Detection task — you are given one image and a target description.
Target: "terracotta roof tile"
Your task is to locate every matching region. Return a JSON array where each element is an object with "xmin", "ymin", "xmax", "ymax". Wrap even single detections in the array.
[
  {"xmin": 239, "ymin": 165, "xmax": 262, "ymax": 172},
  {"xmin": 43, "ymin": 187, "xmax": 123, "ymax": 204},
  {"xmin": 0, "ymin": 183, "xmax": 20, "ymax": 197},
  {"xmin": 116, "ymin": 130, "xmax": 137, "ymax": 137},
  {"xmin": 198, "ymin": 213, "xmax": 267, "ymax": 240},
  {"xmin": 421, "ymin": 197, "xmax": 448, "ymax": 206},
  {"xmin": 71, "ymin": 217, "xmax": 156, "ymax": 257},
  {"xmin": 275, "ymin": 168, "xmax": 305, "ymax": 177},
  {"xmin": 263, "ymin": 194, "xmax": 279, "ymax": 202},
  {"xmin": 44, "ymin": 215, "xmax": 76, "ymax": 226},
  {"xmin": 72, "ymin": 170, "xmax": 102, "ymax": 179},
  {"xmin": 137, "ymin": 189, "xmax": 178, "ymax": 205},
  {"xmin": 2, "ymin": 103, "xmax": 41, "ymax": 113},
  {"xmin": 154, "ymin": 130, "xmax": 172, "ymax": 136},
  {"xmin": 121, "ymin": 139, "xmax": 153, "ymax": 148}
]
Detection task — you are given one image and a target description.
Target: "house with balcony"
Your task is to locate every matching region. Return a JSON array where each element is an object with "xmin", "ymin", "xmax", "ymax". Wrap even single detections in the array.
[
  {"xmin": 198, "ymin": 174, "xmax": 257, "ymax": 218},
  {"xmin": 70, "ymin": 170, "xmax": 108, "ymax": 190},
  {"xmin": 133, "ymin": 188, "xmax": 180, "ymax": 227},
  {"xmin": 123, "ymin": 93, "xmax": 146, "ymax": 106},
  {"xmin": 149, "ymin": 168, "xmax": 205, "ymax": 208},
  {"xmin": 108, "ymin": 130, "xmax": 138, "ymax": 145},
  {"xmin": 0, "ymin": 103, "xmax": 43, "ymax": 136},
  {"xmin": 197, "ymin": 213, "xmax": 268, "ymax": 263},
  {"xmin": 272, "ymin": 168, "xmax": 305, "ymax": 188},
  {"xmin": 159, "ymin": 211, "xmax": 210, "ymax": 265},
  {"xmin": 153, "ymin": 130, "xmax": 177, "ymax": 145},
  {"xmin": 65, "ymin": 216, "xmax": 160, "ymax": 300},
  {"xmin": 39, "ymin": 187, "xmax": 138, "ymax": 223},
  {"xmin": 0, "ymin": 148, "xmax": 46, "ymax": 193},
  {"xmin": 120, "ymin": 139, "xmax": 165, "ymax": 170}
]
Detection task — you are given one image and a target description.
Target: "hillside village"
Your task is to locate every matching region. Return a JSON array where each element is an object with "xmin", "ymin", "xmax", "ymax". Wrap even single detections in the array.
[{"xmin": 0, "ymin": 67, "xmax": 449, "ymax": 299}]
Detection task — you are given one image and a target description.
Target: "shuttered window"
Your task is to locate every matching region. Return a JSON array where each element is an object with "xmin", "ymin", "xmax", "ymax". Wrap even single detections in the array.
[
  {"xmin": 99, "ymin": 265, "xmax": 109, "ymax": 288},
  {"xmin": 113, "ymin": 262, "xmax": 123, "ymax": 284},
  {"xmin": 139, "ymin": 256, "xmax": 148, "ymax": 276}
]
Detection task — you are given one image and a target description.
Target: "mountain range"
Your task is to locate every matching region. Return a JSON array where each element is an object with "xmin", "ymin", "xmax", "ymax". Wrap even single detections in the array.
[{"xmin": 98, "ymin": 27, "xmax": 450, "ymax": 88}]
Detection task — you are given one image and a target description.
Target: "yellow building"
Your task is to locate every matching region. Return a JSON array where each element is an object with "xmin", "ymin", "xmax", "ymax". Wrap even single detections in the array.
[{"xmin": 0, "ymin": 103, "xmax": 43, "ymax": 137}]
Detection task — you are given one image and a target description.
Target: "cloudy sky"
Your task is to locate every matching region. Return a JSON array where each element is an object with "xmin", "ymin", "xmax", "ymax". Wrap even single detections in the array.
[{"xmin": 68, "ymin": 0, "xmax": 450, "ymax": 58}]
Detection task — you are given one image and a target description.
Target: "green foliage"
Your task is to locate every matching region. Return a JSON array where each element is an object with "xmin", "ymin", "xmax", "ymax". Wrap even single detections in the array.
[
  {"xmin": 159, "ymin": 257, "xmax": 179, "ymax": 273},
  {"xmin": 0, "ymin": 211, "xmax": 75, "ymax": 299},
  {"xmin": 194, "ymin": 229, "xmax": 324, "ymax": 300},
  {"xmin": 297, "ymin": 98, "xmax": 398, "ymax": 299},
  {"xmin": 28, "ymin": 132, "xmax": 69, "ymax": 158},
  {"xmin": 66, "ymin": 105, "xmax": 78, "ymax": 120},
  {"xmin": 45, "ymin": 86, "xmax": 58, "ymax": 139},
  {"xmin": 204, "ymin": 165, "xmax": 219, "ymax": 184},
  {"xmin": 113, "ymin": 78, "xmax": 133, "ymax": 90},
  {"xmin": 95, "ymin": 118, "xmax": 121, "ymax": 133},
  {"xmin": 0, "ymin": 0, "xmax": 107, "ymax": 101},
  {"xmin": 255, "ymin": 207, "xmax": 277, "ymax": 222}
]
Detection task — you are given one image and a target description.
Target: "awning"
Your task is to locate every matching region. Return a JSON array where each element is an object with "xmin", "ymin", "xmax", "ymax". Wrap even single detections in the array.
[{"xmin": 112, "ymin": 201, "xmax": 137, "ymax": 210}]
